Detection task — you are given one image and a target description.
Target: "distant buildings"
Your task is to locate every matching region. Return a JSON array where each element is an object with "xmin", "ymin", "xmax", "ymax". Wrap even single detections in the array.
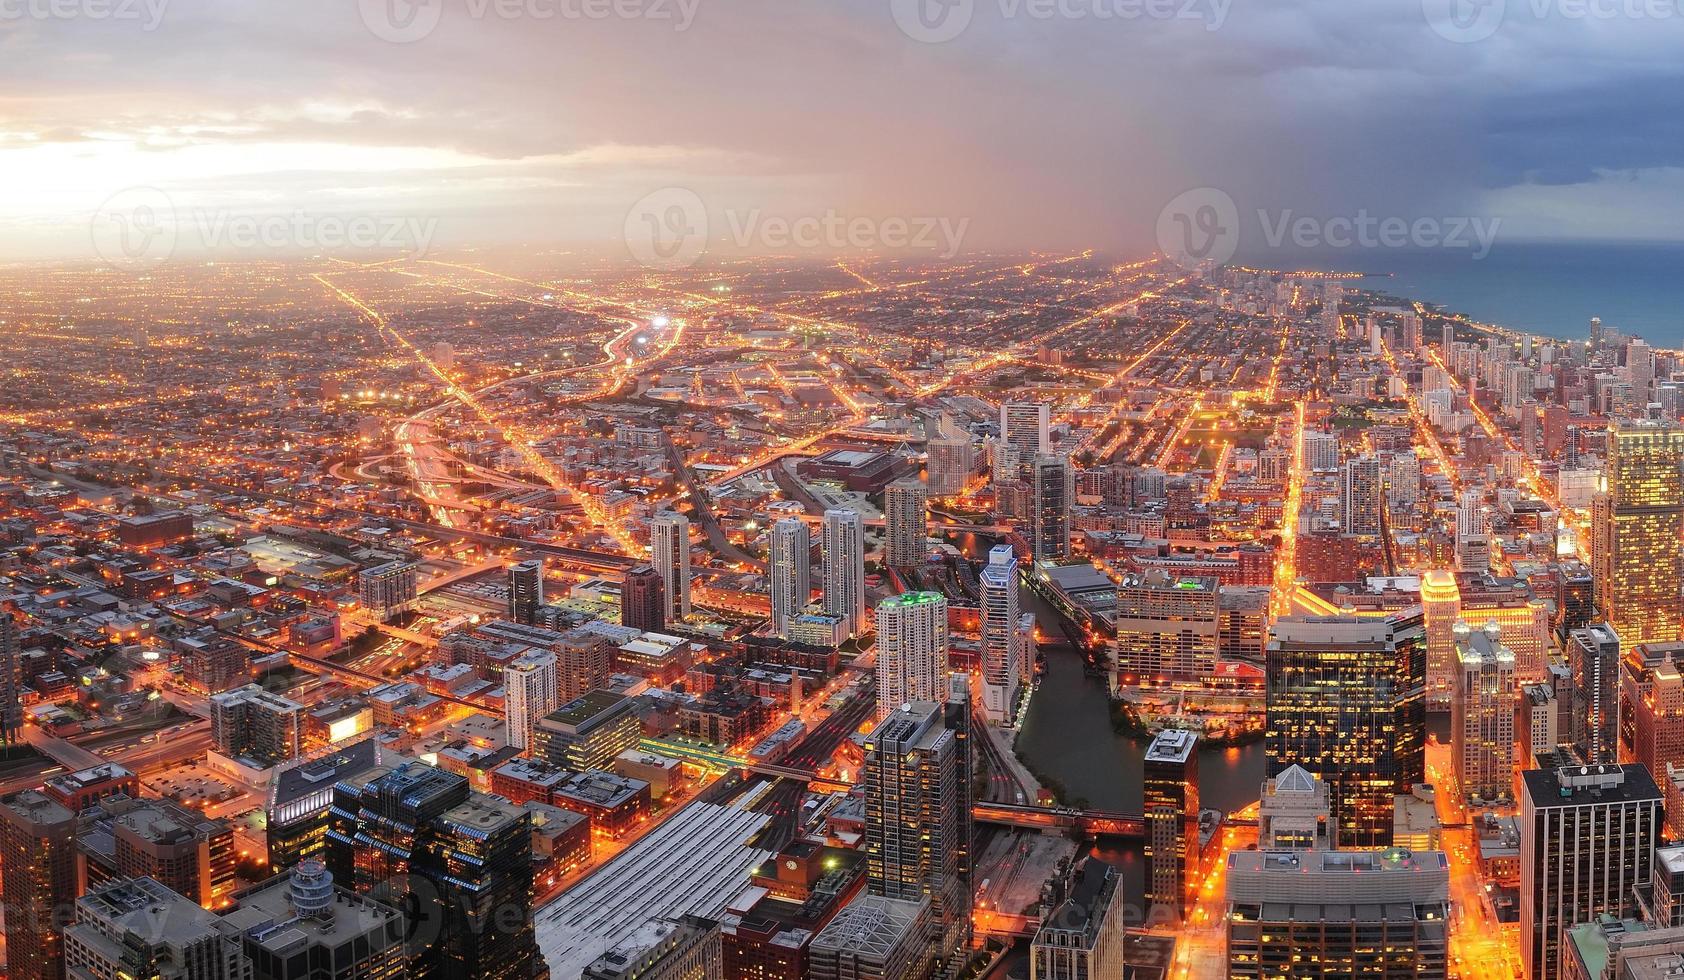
[
  {"xmin": 1593, "ymin": 421, "xmax": 1684, "ymax": 646},
  {"xmin": 1521, "ymin": 764, "xmax": 1663, "ymax": 980},
  {"xmin": 821, "ymin": 509, "xmax": 866, "ymax": 638},
  {"xmin": 885, "ymin": 479, "xmax": 929, "ymax": 567},
  {"xmin": 1143, "ymin": 729, "xmax": 1198, "ymax": 925},
  {"xmin": 768, "ymin": 517, "xmax": 811, "ymax": 639},
  {"xmin": 874, "ymin": 592, "xmax": 949, "ymax": 717},
  {"xmin": 1265, "ymin": 614, "xmax": 1426, "ymax": 848},
  {"xmin": 116, "ymin": 510, "xmax": 194, "ymax": 548},
  {"xmin": 650, "ymin": 511, "xmax": 692, "ymax": 622},
  {"xmin": 1000, "ymin": 401, "xmax": 1051, "ymax": 461},
  {"xmin": 508, "ymin": 558, "xmax": 544, "ymax": 626}
]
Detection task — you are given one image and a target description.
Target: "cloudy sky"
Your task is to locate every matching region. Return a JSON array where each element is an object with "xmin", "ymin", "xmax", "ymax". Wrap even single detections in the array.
[{"xmin": 1, "ymin": 0, "xmax": 1682, "ymax": 262}]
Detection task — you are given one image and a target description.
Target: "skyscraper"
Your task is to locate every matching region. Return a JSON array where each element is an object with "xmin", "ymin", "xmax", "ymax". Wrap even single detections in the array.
[
  {"xmin": 1000, "ymin": 400, "xmax": 1050, "ymax": 461},
  {"xmin": 1593, "ymin": 422, "xmax": 1684, "ymax": 646},
  {"xmin": 0, "ymin": 790, "xmax": 78, "ymax": 980},
  {"xmin": 209, "ymin": 684, "xmax": 304, "ymax": 768},
  {"xmin": 768, "ymin": 517, "xmax": 811, "ymax": 639},
  {"xmin": 1521, "ymin": 764, "xmax": 1662, "ymax": 980},
  {"xmin": 1111, "ymin": 571, "xmax": 1220, "ymax": 684},
  {"xmin": 926, "ymin": 414, "xmax": 974, "ymax": 497},
  {"xmin": 650, "ymin": 511, "xmax": 692, "ymax": 622},
  {"xmin": 358, "ymin": 561, "xmax": 417, "ymax": 623},
  {"xmin": 1265, "ymin": 613, "xmax": 1426, "ymax": 848},
  {"xmin": 0, "ymin": 610, "xmax": 20, "ymax": 744},
  {"xmin": 979, "ymin": 545, "xmax": 1021, "ymax": 723},
  {"xmin": 821, "ymin": 509, "xmax": 867, "ymax": 638},
  {"xmin": 508, "ymin": 559, "xmax": 544, "ymax": 626},
  {"xmin": 504, "ymin": 649, "xmax": 558, "ymax": 753},
  {"xmin": 325, "ymin": 763, "xmax": 545, "ymax": 980},
  {"xmin": 1030, "ymin": 454, "xmax": 1071, "ymax": 562},
  {"xmin": 1569, "ymin": 623, "xmax": 1621, "ymax": 764},
  {"xmin": 1341, "ymin": 455, "xmax": 1382, "ymax": 536},
  {"xmin": 1451, "ymin": 621, "xmax": 1516, "ymax": 806},
  {"xmin": 620, "ymin": 564, "xmax": 666, "ymax": 633},
  {"xmin": 885, "ymin": 479, "xmax": 928, "ymax": 567},
  {"xmin": 1143, "ymin": 729, "xmax": 1198, "ymax": 926},
  {"xmin": 875, "ymin": 592, "xmax": 948, "ymax": 717},
  {"xmin": 864, "ymin": 697, "xmax": 970, "ymax": 966},
  {"xmin": 1420, "ymin": 569, "xmax": 1462, "ymax": 709}
]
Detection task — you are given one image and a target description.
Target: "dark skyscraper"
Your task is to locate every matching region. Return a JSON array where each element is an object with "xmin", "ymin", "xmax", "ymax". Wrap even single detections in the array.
[
  {"xmin": 0, "ymin": 609, "xmax": 21, "ymax": 744},
  {"xmin": 1, "ymin": 790, "xmax": 78, "ymax": 980},
  {"xmin": 620, "ymin": 564, "xmax": 666, "ymax": 633},
  {"xmin": 1569, "ymin": 623, "xmax": 1621, "ymax": 764},
  {"xmin": 508, "ymin": 559, "xmax": 545, "ymax": 626},
  {"xmin": 1144, "ymin": 728, "xmax": 1199, "ymax": 926},
  {"xmin": 1265, "ymin": 612, "xmax": 1427, "ymax": 849},
  {"xmin": 325, "ymin": 763, "xmax": 546, "ymax": 980}
]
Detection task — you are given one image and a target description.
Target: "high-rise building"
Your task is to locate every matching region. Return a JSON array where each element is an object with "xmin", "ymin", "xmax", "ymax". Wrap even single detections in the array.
[
  {"xmin": 504, "ymin": 649, "xmax": 558, "ymax": 754},
  {"xmin": 926, "ymin": 430, "xmax": 974, "ymax": 498},
  {"xmin": 1225, "ymin": 849, "xmax": 1450, "ymax": 980},
  {"xmin": 1570, "ymin": 624, "xmax": 1622, "ymax": 764},
  {"xmin": 1, "ymin": 790, "xmax": 78, "ymax": 980},
  {"xmin": 1000, "ymin": 401, "xmax": 1050, "ymax": 461},
  {"xmin": 1451, "ymin": 621, "xmax": 1516, "ymax": 806},
  {"xmin": 1420, "ymin": 570, "xmax": 1462, "ymax": 708},
  {"xmin": 224, "ymin": 860, "xmax": 407, "ymax": 980},
  {"xmin": 325, "ymin": 763, "xmax": 545, "ymax": 980},
  {"xmin": 209, "ymin": 684, "xmax": 304, "ymax": 769},
  {"xmin": 1456, "ymin": 490, "xmax": 1492, "ymax": 573},
  {"xmin": 864, "ymin": 698, "xmax": 970, "ymax": 966},
  {"xmin": 885, "ymin": 479, "xmax": 929, "ymax": 567},
  {"xmin": 1386, "ymin": 452, "xmax": 1421, "ymax": 514},
  {"xmin": 357, "ymin": 561, "xmax": 417, "ymax": 623},
  {"xmin": 1302, "ymin": 429, "xmax": 1340, "ymax": 472},
  {"xmin": 1030, "ymin": 454, "xmax": 1071, "ymax": 562},
  {"xmin": 65, "ymin": 877, "xmax": 251, "ymax": 980},
  {"xmin": 0, "ymin": 611, "xmax": 20, "ymax": 744},
  {"xmin": 768, "ymin": 518, "xmax": 811, "ymax": 638},
  {"xmin": 1621, "ymin": 641, "xmax": 1684, "ymax": 780},
  {"xmin": 1342, "ymin": 454, "xmax": 1382, "ymax": 535},
  {"xmin": 1257, "ymin": 765, "xmax": 1330, "ymax": 850},
  {"xmin": 508, "ymin": 559, "xmax": 544, "ymax": 626},
  {"xmin": 821, "ymin": 509, "xmax": 867, "ymax": 638},
  {"xmin": 1143, "ymin": 729, "xmax": 1198, "ymax": 926},
  {"xmin": 620, "ymin": 565, "xmax": 666, "ymax": 633},
  {"xmin": 650, "ymin": 511, "xmax": 692, "ymax": 622},
  {"xmin": 81, "ymin": 796, "xmax": 238, "ymax": 909},
  {"xmin": 1593, "ymin": 422, "xmax": 1684, "ymax": 646},
  {"xmin": 1521, "ymin": 764, "xmax": 1663, "ymax": 980},
  {"xmin": 1111, "ymin": 571, "xmax": 1220, "ymax": 684},
  {"xmin": 1265, "ymin": 613, "xmax": 1427, "ymax": 848},
  {"xmin": 979, "ymin": 545, "xmax": 1021, "ymax": 723},
  {"xmin": 874, "ymin": 592, "xmax": 949, "ymax": 717},
  {"xmin": 1028, "ymin": 858, "xmax": 1128, "ymax": 980}
]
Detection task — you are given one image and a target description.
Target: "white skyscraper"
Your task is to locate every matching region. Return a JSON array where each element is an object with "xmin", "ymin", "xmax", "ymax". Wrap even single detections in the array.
[
  {"xmin": 1342, "ymin": 455, "xmax": 1382, "ymax": 536},
  {"xmin": 769, "ymin": 517, "xmax": 811, "ymax": 638},
  {"xmin": 926, "ymin": 419, "xmax": 974, "ymax": 497},
  {"xmin": 1000, "ymin": 401, "xmax": 1050, "ymax": 460},
  {"xmin": 979, "ymin": 545, "xmax": 1021, "ymax": 723},
  {"xmin": 822, "ymin": 509, "xmax": 867, "ymax": 638},
  {"xmin": 504, "ymin": 649, "xmax": 557, "ymax": 753},
  {"xmin": 885, "ymin": 479, "xmax": 929, "ymax": 567},
  {"xmin": 650, "ymin": 511, "xmax": 692, "ymax": 621},
  {"xmin": 875, "ymin": 591, "xmax": 949, "ymax": 718}
]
